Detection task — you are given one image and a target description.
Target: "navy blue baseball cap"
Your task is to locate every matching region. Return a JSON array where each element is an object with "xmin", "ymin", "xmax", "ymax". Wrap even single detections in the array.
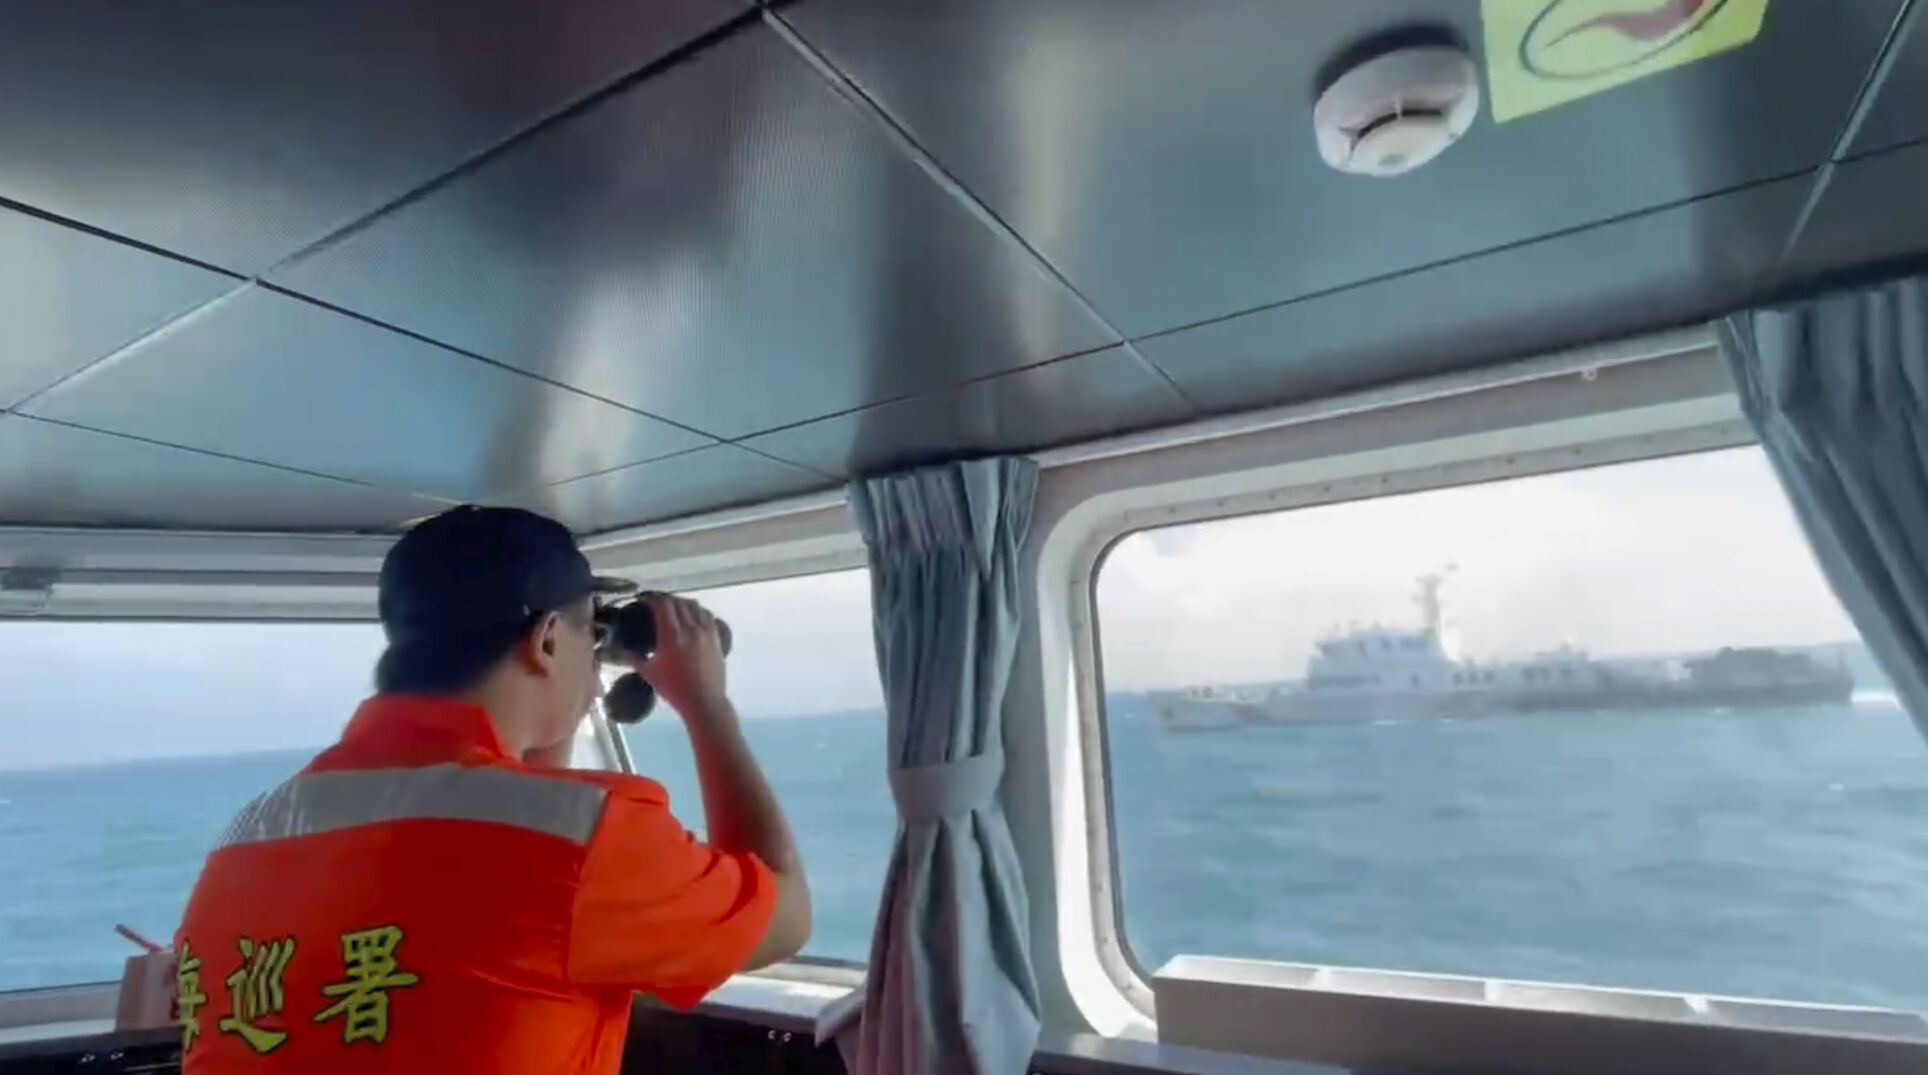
[{"xmin": 378, "ymin": 505, "xmax": 634, "ymax": 656}]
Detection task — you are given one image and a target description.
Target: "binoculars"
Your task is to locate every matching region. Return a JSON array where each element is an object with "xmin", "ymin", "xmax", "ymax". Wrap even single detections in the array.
[{"xmin": 593, "ymin": 596, "xmax": 733, "ymax": 725}]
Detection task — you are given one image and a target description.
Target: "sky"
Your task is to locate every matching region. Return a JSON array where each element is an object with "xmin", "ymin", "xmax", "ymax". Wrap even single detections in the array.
[
  {"xmin": 0, "ymin": 570, "xmax": 883, "ymax": 771},
  {"xmin": 0, "ymin": 445, "xmax": 1861, "ymax": 770},
  {"xmin": 1097, "ymin": 446, "xmax": 1857, "ymax": 689}
]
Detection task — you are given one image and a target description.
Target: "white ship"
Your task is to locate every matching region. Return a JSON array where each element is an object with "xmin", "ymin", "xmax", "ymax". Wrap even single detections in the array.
[{"xmin": 1154, "ymin": 570, "xmax": 1853, "ymax": 732}]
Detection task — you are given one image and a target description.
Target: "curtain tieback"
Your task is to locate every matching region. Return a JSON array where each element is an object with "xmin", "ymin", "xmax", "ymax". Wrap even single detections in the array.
[{"xmin": 889, "ymin": 750, "xmax": 1004, "ymax": 822}]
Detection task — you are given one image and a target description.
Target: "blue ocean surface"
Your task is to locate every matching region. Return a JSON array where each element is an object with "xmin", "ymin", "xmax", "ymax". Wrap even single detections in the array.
[{"xmin": 6, "ymin": 698, "xmax": 1928, "ymax": 1016}]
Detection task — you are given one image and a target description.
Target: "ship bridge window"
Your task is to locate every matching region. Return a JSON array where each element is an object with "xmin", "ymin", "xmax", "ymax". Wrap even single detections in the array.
[
  {"xmin": 611, "ymin": 568, "xmax": 888, "ymax": 964},
  {"xmin": 0, "ymin": 568, "xmax": 889, "ymax": 993},
  {"xmin": 0, "ymin": 621, "xmax": 387, "ymax": 991},
  {"xmin": 1093, "ymin": 446, "xmax": 1927, "ymax": 1013}
]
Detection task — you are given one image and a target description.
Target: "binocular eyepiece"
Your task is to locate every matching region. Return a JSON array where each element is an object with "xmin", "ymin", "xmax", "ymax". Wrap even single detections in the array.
[{"xmin": 593, "ymin": 596, "xmax": 733, "ymax": 726}]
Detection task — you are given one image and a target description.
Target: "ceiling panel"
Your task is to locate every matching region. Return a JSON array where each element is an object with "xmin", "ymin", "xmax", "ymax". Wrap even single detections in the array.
[
  {"xmin": 0, "ymin": 209, "xmax": 236, "ymax": 410},
  {"xmin": 784, "ymin": 0, "xmax": 1902, "ymax": 339},
  {"xmin": 0, "ymin": 416, "xmax": 445, "ymax": 531},
  {"xmin": 21, "ymin": 288, "xmax": 712, "ymax": 501},
  {"xmin": 742, "ymin": 345, "xmax": 1193, "ymax": 477},
  {"xmin": 1846, "ymin": 5, "xmax": 1928, "ymax": 157},
  {"xmin": 0, "ymin": 0, "xmax": 736, "ymax": 273},
  {"xmin": 1138, "ymin": 176, "xmax": 1809, "ymax": 414},
  {"xmin": 1781, "ymin": 141, "xmax": 1928, "ymax": 288},
  {"xmin": 273, "ymin": 24, "xmax": 1119, "ymax": 441},
  {"xmin": 511, "ymin": 445, "xmax": 831, "ymax": 533}
]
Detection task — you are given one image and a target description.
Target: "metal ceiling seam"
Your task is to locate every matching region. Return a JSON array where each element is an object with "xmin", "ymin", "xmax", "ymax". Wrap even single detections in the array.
[
  {"xmin": 254, "ymin": 8, "xmax": 768, "ymax": 283},
  {"xmin": 760, "ymin": 9, "xmax": 1199, "ymax": 416},
  {"xmin": 11, "ymin": 411, "xmax": 450, "ymax": 503},
  {"xmin": 526, "ymin": 442, "xmax": 737, "ymax": 493},
  {"xmin": 5, "ymin": 14, "xmax": 768, "ymax": 471},
  {"xmin": 714, "ymin": 339, "xmax": 1139, "ymax": 449},
  {"xmin": 506, "ymin": 444, "xmax": 839, "ymax": 548},
  {"xmin": 5, "ymin": 280, "xmax": 251, "ymax": 415},
  {"xmin": 0, "ymin": 325, "xmax": 1724, "ymax": 611},
  {"xmin": 726, "ymin": 440, "xmax": 842, "ymax": 480},
  {"xmin": 1126, "ymin": 170, "xmax": 1825, "ymax": 351},
  {"xmin": 0, "ymin": 190, "xmax": 238, "ymax": 280},
  {"xmin": 579, "ymin": 324, "xmax": 1718, "ymax": 563},
  {"xmin": 1776, "ymin": 0, "xmax": 1923, "ymax": 269},
  {"xmin": 1829, "ymin": 0, "xmax": 1923, "ymax": 164},
  {"xmin": 256, "ymin": 283, "xmax": 727, "ymax": 447},
  {"xmin": 928, "ymin": 341, "xmax": 1196, "ymax": 423},
  {"xmin": 1031, "ymin": 324, "xmax": 1719, "ymax": 469}
]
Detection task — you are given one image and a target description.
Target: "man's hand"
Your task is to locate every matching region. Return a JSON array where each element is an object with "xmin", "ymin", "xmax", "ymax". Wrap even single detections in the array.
[
  {"xmin": 630, "ymin": 593, "xmax": 810, "ymax": 965},
  {"xmin": 634, "ymin": 594, "xmax": 729, "ymax": 720}
]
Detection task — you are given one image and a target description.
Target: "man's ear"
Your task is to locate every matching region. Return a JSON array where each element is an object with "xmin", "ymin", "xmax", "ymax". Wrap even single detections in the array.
[{"xmin": 518, "ymin": 613, "xmax": 564, "ymax": 676}]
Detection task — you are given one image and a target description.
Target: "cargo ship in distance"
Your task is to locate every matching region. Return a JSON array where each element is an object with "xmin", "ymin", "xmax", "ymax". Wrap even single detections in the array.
[{"xmin": 1153, "ymin": 569, "xmax": 1857, "ymax": 732}]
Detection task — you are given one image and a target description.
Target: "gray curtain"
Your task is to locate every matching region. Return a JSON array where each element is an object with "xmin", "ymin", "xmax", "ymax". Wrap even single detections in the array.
[
  {"xmin": 816, "ymin": 457, "xmax": 1042, "ymax": 1075},
  {"xmin": 1720, "ymin": 273, "xmax": 1928, "ymax": 735}
]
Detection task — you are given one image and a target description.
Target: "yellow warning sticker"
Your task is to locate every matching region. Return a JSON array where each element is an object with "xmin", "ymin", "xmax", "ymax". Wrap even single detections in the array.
[{"xmin": 1483, "ymin": 0, "xmax": 1770, "ymax": 121}]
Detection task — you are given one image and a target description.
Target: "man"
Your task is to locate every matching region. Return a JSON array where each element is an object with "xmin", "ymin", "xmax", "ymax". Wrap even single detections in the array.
[{"xmin": 174, "ymin": 505, "xmax": 810, "ymax": 1073}]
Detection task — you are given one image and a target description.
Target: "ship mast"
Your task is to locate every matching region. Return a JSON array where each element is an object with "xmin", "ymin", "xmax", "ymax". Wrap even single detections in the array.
[{"xmin": 1416, "ymin": 564, "xmax": 1457, "ymax": 639}]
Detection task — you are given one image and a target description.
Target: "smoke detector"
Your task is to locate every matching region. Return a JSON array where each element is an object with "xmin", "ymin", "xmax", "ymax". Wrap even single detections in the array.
[{"xmin": 1313, "ymin": 45, "xmax": 1479, "ymax": 177}]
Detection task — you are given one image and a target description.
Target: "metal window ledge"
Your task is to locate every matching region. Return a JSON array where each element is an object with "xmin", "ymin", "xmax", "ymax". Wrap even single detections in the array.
[{"xmin": 1155, "ymin": 954, "xmax": 1928, "ymax": 1075}]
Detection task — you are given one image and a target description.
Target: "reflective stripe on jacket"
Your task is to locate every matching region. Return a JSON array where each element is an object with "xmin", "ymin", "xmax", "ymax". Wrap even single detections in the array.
[{"xmin": 176, "ymin": 696, "xmax": 774, "ymax": 1074}]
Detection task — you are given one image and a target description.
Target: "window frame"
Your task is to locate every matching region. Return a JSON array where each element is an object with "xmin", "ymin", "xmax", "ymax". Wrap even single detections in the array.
[
  {"xmin": 1083, "ymin": 433, "xmax": 1770, "ymax": 994},
  {"xmin": 1025, "ymin": 326, "xmax": 1755, "ymax": 1028}
]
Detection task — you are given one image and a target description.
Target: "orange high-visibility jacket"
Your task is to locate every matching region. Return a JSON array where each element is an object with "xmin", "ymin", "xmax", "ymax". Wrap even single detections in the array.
[{"xmin": 175, "ymin": 696, "xmax": 775, "ymax": 1073}]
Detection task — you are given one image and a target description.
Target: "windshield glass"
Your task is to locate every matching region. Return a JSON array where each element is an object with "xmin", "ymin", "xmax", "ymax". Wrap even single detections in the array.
[
  {"xmin": 1096, "ymin": 446, "xmax": 1928, "ymax": 1011},
  {"xmin": 0, "ymin": 622, "xmax": 388, "ymax": 991}
]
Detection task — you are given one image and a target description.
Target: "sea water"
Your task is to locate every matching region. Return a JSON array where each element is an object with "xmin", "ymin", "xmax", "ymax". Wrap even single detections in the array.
[{"xmin": 5, "ymin": 697, "xmax": 1927, "ymax": 1015}]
